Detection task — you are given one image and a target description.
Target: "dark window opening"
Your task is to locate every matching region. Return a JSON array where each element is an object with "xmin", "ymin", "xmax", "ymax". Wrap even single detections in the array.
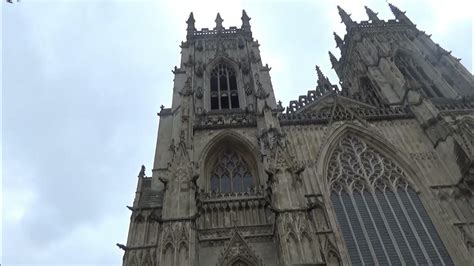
[
  {"xmin": 231, "ymin": 92, "xmax": 239, "ymax": 109},
  {"xmin": 210, "ymin": 63, "xmax": 240, "ymax": 110}
]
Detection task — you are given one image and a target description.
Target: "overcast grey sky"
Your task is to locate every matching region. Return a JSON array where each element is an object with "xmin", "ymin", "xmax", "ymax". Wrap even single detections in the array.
[{"xmin": 2, "ymin": 0, "xmax": 472, "ymax": 265}]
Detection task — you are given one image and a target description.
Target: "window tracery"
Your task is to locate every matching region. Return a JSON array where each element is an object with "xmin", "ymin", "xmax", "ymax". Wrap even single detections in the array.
[
  {"xmin": 328, "ymin": 134, "xmax": 453, "ymax": 265},
  {"xmin": 210, "ymin": 63, "xmax": 240, "ymax": 110},
  {"xmin": 210, "ymin": 149, "xmax": 254, "ymax": 193}
]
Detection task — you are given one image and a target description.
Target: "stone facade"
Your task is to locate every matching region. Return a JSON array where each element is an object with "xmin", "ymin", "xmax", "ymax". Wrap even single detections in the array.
[{"xmin": 119, "ymin": 5, "xmax": 474, "ymax": 265}]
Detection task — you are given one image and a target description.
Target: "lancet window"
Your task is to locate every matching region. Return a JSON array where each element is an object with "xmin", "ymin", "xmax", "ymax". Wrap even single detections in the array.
[
  {"xmin": 328, "ymin": 134, "xmax": 452, "ymax": 265},
  {"xmin": 395, "ymin": 53, "xmax": 443, "ymax": 98},
  {"xmin": 210, "ymin": 149, "xmax": 254, "ymax": 193},
  {"xmin": 210, "ymin": 63, "xmax": 240, "ymax": 110},
  {"xmin": 359, "ymin": 76, "xmax": 383, "ymax": 106}
]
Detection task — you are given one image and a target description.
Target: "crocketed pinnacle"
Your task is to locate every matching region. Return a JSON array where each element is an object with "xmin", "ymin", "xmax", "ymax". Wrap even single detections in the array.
[{"xmin": 364, "ymin": 6, "xmax": 380, "ymax": 22}]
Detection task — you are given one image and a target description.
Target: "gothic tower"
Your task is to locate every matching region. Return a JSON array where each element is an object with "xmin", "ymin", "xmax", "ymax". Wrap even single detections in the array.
[{"xmin": 119, "ymin": 4, "xmax": 473, "ymax": 265}]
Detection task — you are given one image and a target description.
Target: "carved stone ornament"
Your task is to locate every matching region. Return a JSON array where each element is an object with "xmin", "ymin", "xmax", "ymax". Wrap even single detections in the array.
[
  {"xmin": 238, "ymin": 38, "xmax": 245, "ymax": 49},
  {"xmin": 196, "ymin": 40, "xmax": 204, "ymax": 51},
  {"xmin": 195, "ymin": 61, "xmax": 204, "ymax": 78},
  {"xmin": 244, "ymin": 82, "xmax": 253, "ymax": 96},
  {"xmin": 217, "ymin": 230, "xmax": 263, "ymax": 266},
  {"xmin": 179, "ymin": 77, "xmax": 194, "ymax": 96},
  {"xmin": 240, "ymin": 57, "xmax": 250, "ymax": 75},
  {"xmin": 254, "ymin": 74, "xmax": 269, "ymax": 99},
  {"xmin": 250, "ymin": 50, "xmax": 261, "ymax": 63},
  {"xmin": 195, "ymin": 86, "xmax": 203, "ymax": 99}
]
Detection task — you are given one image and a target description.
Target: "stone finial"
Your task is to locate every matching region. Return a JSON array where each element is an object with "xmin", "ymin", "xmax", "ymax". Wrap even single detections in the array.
[
  {"xmin": 329, "ymin": 51, "xmax": 339, "ymax": 68},
  {"xmin": 138, "ymin": 165, "xmax": 146, "ymax": 178},
  {"xmin": 364, "ymin": 6, "xmax": 380, "ymax": 22},
  {"xmin": 215, "ymin": 13, "xmax": 224, "ymax": 31},
  {"xmin": 333, "ymin": 32, "xmax": 344, "ymax": 48},
  {"xmin": 388, "ymin": 2, "xmax": 412, "ymax": 24},
  {"xmin": 241, "ymin": 9, "xmax": 251, "ymax": 31},
  {"xmin": 315, "ymin": 65, "xmax": 332, "ymax": 88},
  {"xmin": 337, "ymin": 5, "xmax": 354, "ymax": 28},
  {"xmin": 186, "ymin": 12, "xmax": 196, "ymax": 34}
]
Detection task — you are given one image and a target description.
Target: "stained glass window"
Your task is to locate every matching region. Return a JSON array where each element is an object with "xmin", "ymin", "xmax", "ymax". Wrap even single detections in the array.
[
  {"xmin": 328, "ymin": 134, "xmax": 452, "ymax": 265},
  {"xmin": 210, "ymin": 149, "xmax": 254, "ymax": 193}
]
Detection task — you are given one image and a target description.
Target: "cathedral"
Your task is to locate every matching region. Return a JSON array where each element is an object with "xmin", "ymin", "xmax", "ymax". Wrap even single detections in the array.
[{"xmin": 118, "ymin": 4, "xmax": 474, "ymax": 265}]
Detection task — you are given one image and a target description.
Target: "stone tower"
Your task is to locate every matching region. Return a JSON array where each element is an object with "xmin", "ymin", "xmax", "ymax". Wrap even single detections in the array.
[{"xmin": 119, "ymin": 4, "xmax": 474, "ymax": 265}]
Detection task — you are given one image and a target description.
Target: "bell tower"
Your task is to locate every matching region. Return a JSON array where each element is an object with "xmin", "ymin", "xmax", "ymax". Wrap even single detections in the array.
[{"xmin": 119, "ymin": 10, "xmax": 338, "ymax": 266}]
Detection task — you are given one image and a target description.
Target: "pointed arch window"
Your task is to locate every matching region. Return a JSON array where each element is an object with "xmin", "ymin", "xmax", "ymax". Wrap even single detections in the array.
[
  {"xmin": 359, "ymin": 76, "xmax": 383, "ymax": 106},
  {"xmin": 328, "ymin": 134, "xmax": 452, "ymax": 265},
  {"xmin": 210, "ymin": 149, "xmax": 254, "ymax": 193},
  {"xmin": 210, "ymin": 63, "xmax": 239, "ymax": 110},
  {"xmin": 395, "ymin": 53, "xmax": 443, "ymax": 98}
]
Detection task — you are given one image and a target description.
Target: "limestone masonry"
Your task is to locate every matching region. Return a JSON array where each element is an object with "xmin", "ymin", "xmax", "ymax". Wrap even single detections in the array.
[{"xmin": 119, "ymin": 4, "xmax": 474, "ymax": 265}]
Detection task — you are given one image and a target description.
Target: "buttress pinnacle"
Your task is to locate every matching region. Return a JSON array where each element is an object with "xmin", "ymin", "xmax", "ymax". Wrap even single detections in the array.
[
  {"xmin": 333, "ymin": 32, "xmax": 344, "ymax": 48},
  {"xmin": 315, "ymin": 65, "xmax": 332, "ymax": 88},
  {"xmin": 215, "ymin": 13, "xmax": 224, "ymax": 30},
  {"xmin": 241, "ymin": 10, "xmax": 251, "ymax": 31},
  {"xmin": 337, "ymin": 6, "xmax": 354, "ymax": 28},
  {"xmin": 364, "ymin": 6, "xmax": 380, "ymax": 22}
]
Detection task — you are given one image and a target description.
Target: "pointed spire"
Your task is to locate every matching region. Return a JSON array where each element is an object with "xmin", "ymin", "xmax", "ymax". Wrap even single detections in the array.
[
  {"xmin": 333, "ymin": 32, "xmax": 344, "ymax": 48},
  {"xmin": 215, "ymin": 13, "xmax": 224, "ymax": 31},
  {"xmin": 315, "ymin": 65, "xmax": 332, "ymax": 88},
  {"xmin": 186, "ymin": 12, "xmax": 196, "ymax": 36},
  {"xmin": 388, "ymin": 2, "xmax": 412, "ymax": 24},
  {"xmin": 329, "ymin": 51, "xmax": 339, "ymax": 68},
  {"xmin": 364, "ymin": 6, "xmax": 380, "ymax": 22},
  {"xmin": 337, "ymin": 6, "xmax": 354, "ymax": 28},
  {"xmin": 241, "ymin": 9, "xmax": 251, "ymax": 31}
]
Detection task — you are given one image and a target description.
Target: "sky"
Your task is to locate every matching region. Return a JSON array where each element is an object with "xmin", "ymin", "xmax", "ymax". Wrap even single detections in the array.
[{"xmin": 1, "ymin": 0, "xmax": 472, "ymax": 265}]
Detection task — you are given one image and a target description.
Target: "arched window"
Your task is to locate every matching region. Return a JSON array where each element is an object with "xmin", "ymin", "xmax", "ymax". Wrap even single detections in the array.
[
  {"xmin": 210, "ymin": 149, "xmax": 254, "ymax": 193},
  {"xmin": 210, "ymin": 63, "xmax": 239, "ymax": 110},
  {"xmin": 359, "ymin": 76, "xmax": 383, "ymax": 106},
  {"xmin": 328, "ymin": 134, "xmax": 452, "ymax": 265},
  {"xmin": 395, "ymin": 53, "xmax": 443, "ymax": 98}
]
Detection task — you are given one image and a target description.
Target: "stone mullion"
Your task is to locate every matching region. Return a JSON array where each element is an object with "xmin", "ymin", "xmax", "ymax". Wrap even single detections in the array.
[
  {"xmin": 226, "ymin": 68, "xmax": 232, "ymax": 108},
  {"xmin": 338, "ymin": 191, "xmax": 365, "ymax": 265},
  {"xmin": 348, "ymin": 190, "xmax": 378, "ymax": 264},
  {"xmin": 404, "ymin": 188, "xmax": 445, "ymax": 265},
  {"xmin": 370, "ymin": 189, "xmax": 406, "ymax": 265},
  {"xmin": 217, "ymin": 66, "xmax": 222, "ymax": 109},
  {"xmin": 360, "ymin": 191, "xmax": 392, "ymax": 265},
  {"xmin": 382, "ymin": 189, "xmax": 418, "ymax": 262},
  {"xmin": 393, "ymin": 187, "xmax": 431, "ymax": 263}
]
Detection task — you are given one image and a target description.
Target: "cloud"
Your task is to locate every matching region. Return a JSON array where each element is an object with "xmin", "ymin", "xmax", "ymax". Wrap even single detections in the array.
[{"xmin": 2, "ymin": 0, "xmax": 472, "ymax": 265}]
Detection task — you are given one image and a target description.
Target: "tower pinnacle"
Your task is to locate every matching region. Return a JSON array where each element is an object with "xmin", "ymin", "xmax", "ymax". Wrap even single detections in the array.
[
  {"xmin": 241, "ymin": 10, "xmax": 251, "ymax": 31},
  {"xmin": 329, "ymin": 51, "xmax": 339, "ymax": 68},
  {"xmin": 333, "ymin": 32, "xmax": 344, "ymax": 48},
  {"xmin": 388, "ymin": 3, "xmax": 412, "ymax": 24},
  {"xmin": 186, "ymin": 12, "xmax": 196, "ymax": 37},
  {"xmin": 337, "ymin": 6, "xmax": 354, "ymax": 28},
  {"xmin": 215, "ymin": 13, "xmax": 224, "ymax": 31},
  {"xmin": 315, "ymin": 65, "xmax": 332, "ymax": 88},
  {"xmin": 364, "ymin": 6, "xmax": 380, "ymax": 22}
]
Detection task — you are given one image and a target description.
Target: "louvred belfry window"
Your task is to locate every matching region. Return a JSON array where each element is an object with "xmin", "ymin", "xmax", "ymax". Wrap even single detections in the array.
[
  {"xmin": 328, "ymin": 134, "xmax": 453, "ymax": 265},
  {"xmin": 210, "ymin": 149, "xmax": 253, "ymax": 193},
  {"xmin": 210, "ymin": 63, "xmax": 239, "ymax": 110}
]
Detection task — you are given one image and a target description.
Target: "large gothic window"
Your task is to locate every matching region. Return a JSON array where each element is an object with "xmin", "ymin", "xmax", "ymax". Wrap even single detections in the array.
[
  {"xmin": 395, "ymin": 53, "xmax": 443, "ymax": 98},
  {"xmin": 328, "ymin": 134, "xmax": 452, "ymax": 265},
  {"xmin": 210, "ymin": 63, "xmax": 240, "ymax": 110},
  {"xmin": 210, "ymin": 149, "xmax": 254, "ymax": 193}
]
